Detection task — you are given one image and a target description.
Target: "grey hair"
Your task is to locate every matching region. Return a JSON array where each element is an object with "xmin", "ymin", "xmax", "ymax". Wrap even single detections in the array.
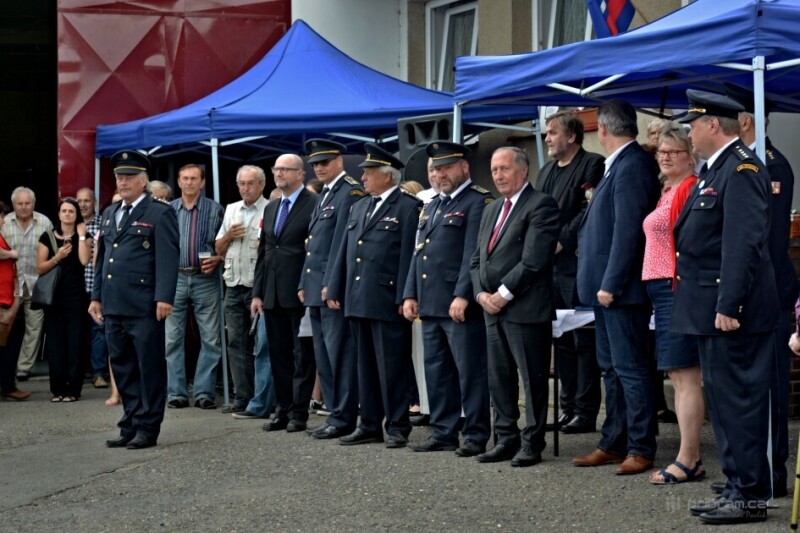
[
  {"xmin": 148, "ymin": 180, "xmax": 172, "ymax": 199},
  {"xmin": 76, "ymin": 187, "xmax": 96, "ymax": 200},
  {"xmin": 598, "ymin": 100, "xmax": 639, "ymax": 138},
  {"xmin": 698, "ymin": 115, "xmax": 740, "ymax": 136},
  {"xmin": 236, "ymin": 165, "xmax": 267, "ymax": 183},
  {"xmin": 11, "ymin": 186, "xmax": 35, "ymax": 204},
  {"xmin": 739, "ymin": 111, "xmax": 770, "ymax": 130},
  {"xmin": 493, "ymin": 146, "xmax": 529, "ymax": 169},
  {"xmin": 377, "ymin": 165, "xmax": 402, "ymax": 185}
]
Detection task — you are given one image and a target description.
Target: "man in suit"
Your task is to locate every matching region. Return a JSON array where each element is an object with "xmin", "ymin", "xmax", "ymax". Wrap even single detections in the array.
[
  {"xmin": 298, "ymin": 139, "xmax": 365, "ymax": 439},
  {"xmin": 90, "ymin": 150, "xmax": 179, "ymax": 449},
  {"xmin": 251, "ymin": 153, "xmax": 317, "ymax": 433},
  {"xmin": 727, "ymin": 86, "xmax": 799, "ymax": 498},
  {"xmin": 538, "ymin": 110, "xmax": 604, "ymax": 434},
  {"xmin": 326, "ymin": 143, "xmax": 421, "ymax": 449},
  {"xmin": 469, "ymin": 146, "xmax": 560, "ymax": 466},
  {"xmin": 572, "ymin": 100, "xmax": 660, "ymax": 475},
  {"xmin": 402, "ymin": 141, "xmax": 492, "ymax": 457},
  {"xmin": 674, "ymin": 90, "xmax": 778, "ymax": 525}
]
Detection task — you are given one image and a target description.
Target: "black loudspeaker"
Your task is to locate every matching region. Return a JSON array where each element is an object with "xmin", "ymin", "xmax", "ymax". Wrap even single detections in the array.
[
  {"xmin": 403, "ymin": 147, "xmax": 430, "ymax": 187},
  {"xmin": 397, "ymin": 112, "xmax": 454, "ymax": 164}
]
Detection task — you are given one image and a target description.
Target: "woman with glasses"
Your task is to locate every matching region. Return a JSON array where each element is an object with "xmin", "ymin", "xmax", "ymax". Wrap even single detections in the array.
[{"xmin": 643, "ymin": 126, "xmax": 705, "ymax": 484}]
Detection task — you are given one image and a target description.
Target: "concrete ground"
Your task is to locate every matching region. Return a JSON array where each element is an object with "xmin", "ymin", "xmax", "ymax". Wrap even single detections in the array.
[{"xmin": 0, "ymin": 376, "xmax": 796, "ymax": 532}]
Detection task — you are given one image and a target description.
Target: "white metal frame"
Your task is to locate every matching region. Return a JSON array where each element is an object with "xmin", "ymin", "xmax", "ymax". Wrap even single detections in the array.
[{"xmin": 425, "ymin": 0, "xmax": 478, "ymax": 90}]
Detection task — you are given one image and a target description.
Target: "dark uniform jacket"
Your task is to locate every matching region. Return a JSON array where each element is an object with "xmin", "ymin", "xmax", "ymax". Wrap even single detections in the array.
[
  {"xmin": 764, "ymin": 138, "xmax": 800, "ymax": 310},
  {"xmin": 92, "ymin": 195, "xmax": 180, "ymax": 316},
  {"xmin": 298, "ymin": 174, "xmax": 364, "ymax": 307},
  {"xmin": 469, "ymin": 184, "xmax": 561, "ymax": 325},
  {"xmin": 403, "ymin": 182, "xmax": 492, "ymax": 319},
  {"xmin": 253, "ymin": 188, "xmax": 316, "ymax": 310},
  {"xmin": 671, "ymin": 141, "xmax": 780, "ymax": 335},
  {"xmin": 536, "ymin": 148, "xmax": 604, "ymax": 277},
  {"xmin": 576, "ymin": 142, "xmax": 660, "ymax": 307},
  {"xmin": 327, "ymin": 187, "xmax": 421, "ymax": 323}
]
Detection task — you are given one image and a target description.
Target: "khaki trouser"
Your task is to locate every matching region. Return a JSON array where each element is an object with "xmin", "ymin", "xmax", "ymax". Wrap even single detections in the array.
[{"xmin": 16, "ymin": 284, "xmax": 44, "ymax": 373}]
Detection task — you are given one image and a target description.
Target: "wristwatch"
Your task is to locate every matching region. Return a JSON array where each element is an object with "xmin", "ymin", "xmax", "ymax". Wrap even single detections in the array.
[{"xmin": 79, "ymin": 235, "xmax": 87, "ymax": 241}]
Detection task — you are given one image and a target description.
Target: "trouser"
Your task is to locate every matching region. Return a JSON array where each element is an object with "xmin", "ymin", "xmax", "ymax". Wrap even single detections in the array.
[
  {"xmin": 46, "ymin": 299, "xmax": 86, "ymax": 398},
  {"xmin": 266, "ymin": 305, "xmax": 315, "ymax": 422},
  {"xmin": 16, "ymin": 285, "xmax": 44, "ymax": 373},
  {"xmin": 224, "ymin": 284, "xmax": 256, "ymax": 406}
]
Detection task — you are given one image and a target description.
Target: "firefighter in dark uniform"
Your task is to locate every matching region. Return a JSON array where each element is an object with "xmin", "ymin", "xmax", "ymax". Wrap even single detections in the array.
[
  {"xmin": 90, "ymin": 150, "xmax": 180, "ymax": 450},
  {"xmin": 298, "ymin": 139, "xmax": 365, "ymax": 439},
  {"xmin": 402, "ymin": 141, "xmax": 492, "ymax": 457},
  {"xmin": 671, "ymin": 90, "xmax": 778, "ymax": 525},
  {"xmin": 326, "ymin": 143, "xmax": 422, "ymax": 448}
]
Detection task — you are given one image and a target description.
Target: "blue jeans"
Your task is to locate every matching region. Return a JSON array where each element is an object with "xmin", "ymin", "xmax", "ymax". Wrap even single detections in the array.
[
  {"xmin": 245, "ymin": 315, "xmax": 276, "ymax": 417},
  {"xmin": 89, "ymin": 317, "xmax": 109, "ymax": 378},
  {"xmin": 594, "ymin": 304, "xmax": 657, "ymax": 459},
  {"xmin": 165, "ymin": 273, "xmax": 223, "ymax": 401}
]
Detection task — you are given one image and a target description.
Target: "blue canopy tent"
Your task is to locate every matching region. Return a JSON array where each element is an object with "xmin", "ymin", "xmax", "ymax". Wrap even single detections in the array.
[
  {"xmin": 453, "ymin": 0, "xmax": 800, "ymax": 162},
  {"xmin": 96, "ymin": 19, "xmax": 536, "ymax": 200}
]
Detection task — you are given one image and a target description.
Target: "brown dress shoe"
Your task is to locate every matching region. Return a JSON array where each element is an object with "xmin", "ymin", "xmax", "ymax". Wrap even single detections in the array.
[
  {"xmin": 2, "ymin": 389, "xmax": 31, "ymax": 401},
  {"xmin": 616, "ymin": 454, "xmax": 654, "ymax": 475},
  {"xmin": 572, "ymin": 448, "xmax": 625, "ymax": 467}
]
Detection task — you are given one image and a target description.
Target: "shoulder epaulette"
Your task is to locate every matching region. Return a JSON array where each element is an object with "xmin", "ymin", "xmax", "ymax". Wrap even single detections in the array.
[
  {"xmin": 733, "ymin": 144, "xmax": 753, "ymax": 162},
  {"xmin": 766, "ymin": 149, "xmax": 776, "ymax": 161},
  {"xmin": 344, "ymin": 175, "xmax": 359, "ymax": 187},
  {"xmin": 350, "ymin": 189, "xmax": 365, "ymax": 197},
  {"xmin": 155, "ymin": 197, "xmax": 170, "ymax": 204},
  {"xmin": 471, "ymin": 184, "xmax": 491, "ymax": 195},
  {"xmin": 401, "ymin": 189, "xmax": 417, "ymax": 198}
]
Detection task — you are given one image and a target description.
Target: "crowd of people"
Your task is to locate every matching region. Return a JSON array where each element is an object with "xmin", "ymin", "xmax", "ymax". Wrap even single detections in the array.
[{"xmin": 0, "ymin": 89, "xmax": 797, "ymax": 525}]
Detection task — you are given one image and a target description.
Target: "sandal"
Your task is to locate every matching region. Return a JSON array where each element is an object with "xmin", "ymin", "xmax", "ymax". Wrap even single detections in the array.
[
  {"xmin": 105, "ymin": 396, "xmax": 122, "ymax": 407},
  {"xmin": 62, "ymin": 396, "xmax": 79, "ymax": 403},
  {"xmin": 649, "ymin": 459, "xmax": 705, "ymax": 485},
  {"xmin": 51, "ymin": 396, "xmax": 63, "ymax": 403}
]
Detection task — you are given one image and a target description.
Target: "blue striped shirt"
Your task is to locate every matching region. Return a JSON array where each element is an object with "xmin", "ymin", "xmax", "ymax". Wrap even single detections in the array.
[{"xmin": 170, "ymin": 196, "xmax": 224, "ymax": 269}]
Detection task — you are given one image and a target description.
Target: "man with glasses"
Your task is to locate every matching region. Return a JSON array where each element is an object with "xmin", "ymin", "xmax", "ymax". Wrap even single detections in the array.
[
  {"xmin": 91, "ymin": 150, "xmax": 179, "ymax": 449},
  {"xmin": 298, "ymin": 139, "xmax": 365, "ymax": 439},
  {"xmin": 251, "ymin": 154, "xmax": 317, "ymax": 433}
]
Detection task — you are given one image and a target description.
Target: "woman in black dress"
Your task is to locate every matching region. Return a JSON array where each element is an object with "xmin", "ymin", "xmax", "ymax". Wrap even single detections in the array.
[{"xmin": 37, "ymin": 197, "xmax": 91, "ymax": 402}]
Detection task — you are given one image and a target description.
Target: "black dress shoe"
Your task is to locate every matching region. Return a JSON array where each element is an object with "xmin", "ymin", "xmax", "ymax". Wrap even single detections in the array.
[
  {"xmin": 221, "ymin": 404, "xmax": 246, "ymax": 414},
  {"xmin": 339, "ymin": 428, "xmax": 383, "ymax": 445},
  {"xmin": 167, "ymin": 398, "xmax": 190, "ymax": 409},
  {"xmin": 385, "ymin": 433, "xmax": 408, "ymax": 449},
  {"xmin": 312, "ymin": 425, "xmax": 347, "ymax": 440},
  {"xmin": 410, "ymin": 414, "xmax": 430, "ymax": 427},
  {"xmin": 263, "ymin": 417, "xmax": 289, "ymax": 432},
  {"xmin": 409, "ymin": 437, "xmax": 458, "ymax": 452},
  {"xmin": 511, "ymin": 445, "xmax": 542, "ymax": 467},
  {"xmin": 710, "ymin": 481, "xmax": 726, "ymax": 494},
  {"xmin": 561, "ymin": 415, "xmax": 596, "ymax": 434},
  {"xmin": 476, "ymin": 442, "xmax": 519, "ymax": 463},
  {"xmin": 455, "ymin": 439, "xmax": 486, "ymax": 457},
  {"xmin": 306, "ymin": 423, "xmax": 331, "ymax": 435},
  {"xmin": 106, "ymin": 435, "xmax": 133, "ymax": 448},
  {"xmin": 690, "ymin": 496, "xmax": 727, "ymax": 516},
  {"xmin": 126, "ymin": 434, "xmax": 157, "ymax": 449},
  {"xmin": 194, "ymin": 398, "xmax": 216, "ymax": 410},
  {"xmin": 286, "ymin": 420, "xmax": 307, "ymax": 432},
  {"xmin": 699, "ymin": 501, "xmax": 767, "ymax": 524},
  {"xmin": 546, "ymin": 411, "xmax": 573, "ymax": 431}
]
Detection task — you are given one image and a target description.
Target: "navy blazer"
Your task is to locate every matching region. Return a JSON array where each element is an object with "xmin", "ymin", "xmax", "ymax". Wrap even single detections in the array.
[
  {"xmin": 671, "ymin": 141, "xmax": 779, "ymax": 335},
  {"xmin": 536, "ymin": 148, "xmax": 604, "ymax": 277},
  {"xmin": 92, "ymin": 195, "xmax": 180, "ymax": 317},
  {"xmin": 469, "ymin": 184, "xmax": 560, "ymax": 325},
  {"xmin": 576, "ymin": 142, "xmax": 659, "ymax": 307},
  {"xmin": 298, "ymin": 175, "xmax": 365, "ymax": 307},
  {"xmin": 403, "ymin": 183, "xmax": 492, "ymax": 319},
  {"xmin": 253, "ymin": 188, "xmax": 316, "ymax": 310},
  {"xmin": 327, "ymin": 188, "xmax": 421, "ymax": 323}
]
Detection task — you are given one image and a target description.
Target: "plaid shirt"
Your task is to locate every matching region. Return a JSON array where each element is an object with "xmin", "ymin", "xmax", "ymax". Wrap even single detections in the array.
[
  {"xmin": 1, "ymin": 211, "xmax": 53, "ymax": 292},
  {"xmin": 84, "ymin": 214, "xmax": 101, "ymax": 293},
  {"xmin": 170, "ymin": 196, "xmax": 224, "ymax": 268}
]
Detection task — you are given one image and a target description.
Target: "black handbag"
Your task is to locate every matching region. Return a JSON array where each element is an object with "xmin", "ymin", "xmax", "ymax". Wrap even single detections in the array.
[{"xmin": 30, "ymin": 230, "xmax": 61, "ymax": 310}]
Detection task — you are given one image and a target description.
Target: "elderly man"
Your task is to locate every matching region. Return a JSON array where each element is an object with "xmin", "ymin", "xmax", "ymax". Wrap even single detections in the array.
[
  {"xmin": 165, "ymin": 164, "xmax": 224, "ymax": 410},
  {"xmin": 538, "ymin": 111, "xmax": 604, "ymax": 434},
  {"xmin": 469, "ymin": 147, "xmax": 560, "ymax": 466},
  {"xmin": 77, "ymin": 187, "xmax": 109, "ymax": 388},
  {"xmin": 327, "ymin": 143, "xmax": 421, "ymax": 448},
  {"xmin": 149, "ymin": 180, "xmax": 173, "ymax": 202},
  {"xmin": 251, "ymin": 154, "xmax": 317, "ymax": 433},
  {"xmin": 298, "ymin": 139, "xmax": 364, "ymax": 439},
  {"xmin": 573, "ymin": 100, "xmax": 660, "ymax": 474},
  {"xmin": 2, "ymin": 187, "xmax": 52, "ymax": 381},
  {"xmin": 215, "ymin": 165, "xmax": 269, "ymax": 414},
  {"xmin": 403, "ymin": 141, "xmax": 492, "ymax": 457},
  {"xmin": 674, "ymin": 90, "xmax": 777, "ymax": 525},
  {"xmin": 90, "ymin": 150, "xmax": 179, "ymax": 449}
]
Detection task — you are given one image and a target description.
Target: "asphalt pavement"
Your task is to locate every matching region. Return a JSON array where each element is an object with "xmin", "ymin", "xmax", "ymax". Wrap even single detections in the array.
[{"xmin": 0, "ymin": 376, "xmax": 796, "ymax": 532}]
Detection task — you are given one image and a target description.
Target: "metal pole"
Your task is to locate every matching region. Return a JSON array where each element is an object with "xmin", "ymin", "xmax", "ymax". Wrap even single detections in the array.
[
  {"xmin": 453, "ymin": 102, "xmax": 463, "ymax": 142},
  {"xmin": 94, "ymin": 157, "xmax": 101, "ymax": 205},
  {"xmin": 219, "ymin": 274, "xmax": 230, "ymax": 408},
  {"xmin": 211, "ymin": 138, "xmax": 221, "ymax": 203}
]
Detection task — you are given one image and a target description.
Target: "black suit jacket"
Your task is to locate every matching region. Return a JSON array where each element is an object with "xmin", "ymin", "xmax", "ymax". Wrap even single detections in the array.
[
  {"xmin": 327, "ymin": 188, "xmax": 421, "ymax": 322},
  {"xmin": 93, "ymin": 196, "xmax": 180, "ymax": 317},
  {"xmin": 469, "ymin": 184, "xmax": 560, "ymax": 325},
  {"xmin": 671, "ymin": 141, "xmax": 779, "ymax": 335},
  {"xmin": 253, "ymin": 188, "xmax": 316, "ymax": 310},
  {"xmin": 536, "ymin": 148, "xmax": 604, "ymax": 276}
]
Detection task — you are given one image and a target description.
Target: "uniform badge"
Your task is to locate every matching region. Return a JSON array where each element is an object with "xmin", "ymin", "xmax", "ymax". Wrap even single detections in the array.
[
  {"xmin": 736, "ymin": 163, "xmax": 759, "ymax": 173},
  {"xmin": 698, "ymin": 180, "xmax": 705, "ymax": 189},
  {"xmin": 104, "ymin": 219, "xmax": 110, "ymax": 226},
  {"xmin": 772, "ymin": 181, "xmax": 781, "ymax": 195},
  {"xmin": 143, "ymin": 240, "xmax": 151, "ymax": 250}
]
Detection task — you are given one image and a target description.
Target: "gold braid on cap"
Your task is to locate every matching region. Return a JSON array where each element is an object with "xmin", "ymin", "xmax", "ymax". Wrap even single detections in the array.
[
  {"xmin": 114, "ymin": 165, "xmax": 147, "ymax": 172},
  {"xmin": 687, "ymin": 107, "xmax": 707, "ymax": 114},
  {"xmin": 431, "ymin": 152, "xmax": 464, "ymax": 161},
  {"xmin": 365, "ymin": 154, "xmax": 393, "ymax": 166},
  {"xmin": 308, "ymin": 149, "xmax": 341, "ymax": 158}
]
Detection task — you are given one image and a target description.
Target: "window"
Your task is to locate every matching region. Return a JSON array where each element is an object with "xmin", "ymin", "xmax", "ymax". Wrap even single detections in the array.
[
  {"xmin": 426, "ymin": 0, "xmax": 478, "ymax": 92},
  {"xmin": 533, "ymin": 0, "xmax": 592, "ymax": 51}
]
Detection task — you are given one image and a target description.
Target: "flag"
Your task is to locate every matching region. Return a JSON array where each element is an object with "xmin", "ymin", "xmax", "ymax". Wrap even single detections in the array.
[{"xmin": 586, "ymin": 0, "xmax": 636, "ymax": 38}]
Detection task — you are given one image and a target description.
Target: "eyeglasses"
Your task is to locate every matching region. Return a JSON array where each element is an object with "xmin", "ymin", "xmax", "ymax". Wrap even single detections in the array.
[
  {"xmin": 271, "ymin": 167, "xmax": 301, "ymax": 174},
  {"xmin": 656, "ymin": 149, "xmax": 687, "ymax": 159}
]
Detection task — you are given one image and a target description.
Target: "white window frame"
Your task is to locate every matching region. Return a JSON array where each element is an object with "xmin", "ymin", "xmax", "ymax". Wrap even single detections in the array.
[
  {"xmin": 532, "ymin": 0, "xmax": 592, "ymax": 52},
  {"xmin": 425, "ymin": 0, "xmax": 479, "ymax": 91}
]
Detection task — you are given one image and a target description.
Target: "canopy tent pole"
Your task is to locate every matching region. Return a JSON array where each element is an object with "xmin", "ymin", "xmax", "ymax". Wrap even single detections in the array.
[
  {"xmin": 209, "ymin": 136, "xmax": 229, "ymax": 408},
  {"xmin": 453, "ymin": 102, "xmax": 463, "ymax": 141},
  {"xmin": 211, "ymin": 138, "xmax": 221, "ymax": 203},
  {"xmin": 94, "ymin": 157, "xmax": 101, "ymax": 206},
  {"xmin": 534, "ymin": 108, "xmax": 545, "ymax": 170},
  {"xmin": 752, "ymin": 55, "xmax": 767, "ymax": 161}
]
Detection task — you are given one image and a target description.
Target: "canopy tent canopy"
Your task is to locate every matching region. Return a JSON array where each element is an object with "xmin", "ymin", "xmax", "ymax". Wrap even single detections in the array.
[{"xmin": 454, "ymin": 0, "xmax": 800, "ymax": 113}]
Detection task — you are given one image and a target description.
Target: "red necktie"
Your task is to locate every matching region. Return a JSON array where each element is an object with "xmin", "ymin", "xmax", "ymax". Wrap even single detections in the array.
[{"xmin": 488, "ymin": 199, "xmax": 512, "ymax": 253}]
